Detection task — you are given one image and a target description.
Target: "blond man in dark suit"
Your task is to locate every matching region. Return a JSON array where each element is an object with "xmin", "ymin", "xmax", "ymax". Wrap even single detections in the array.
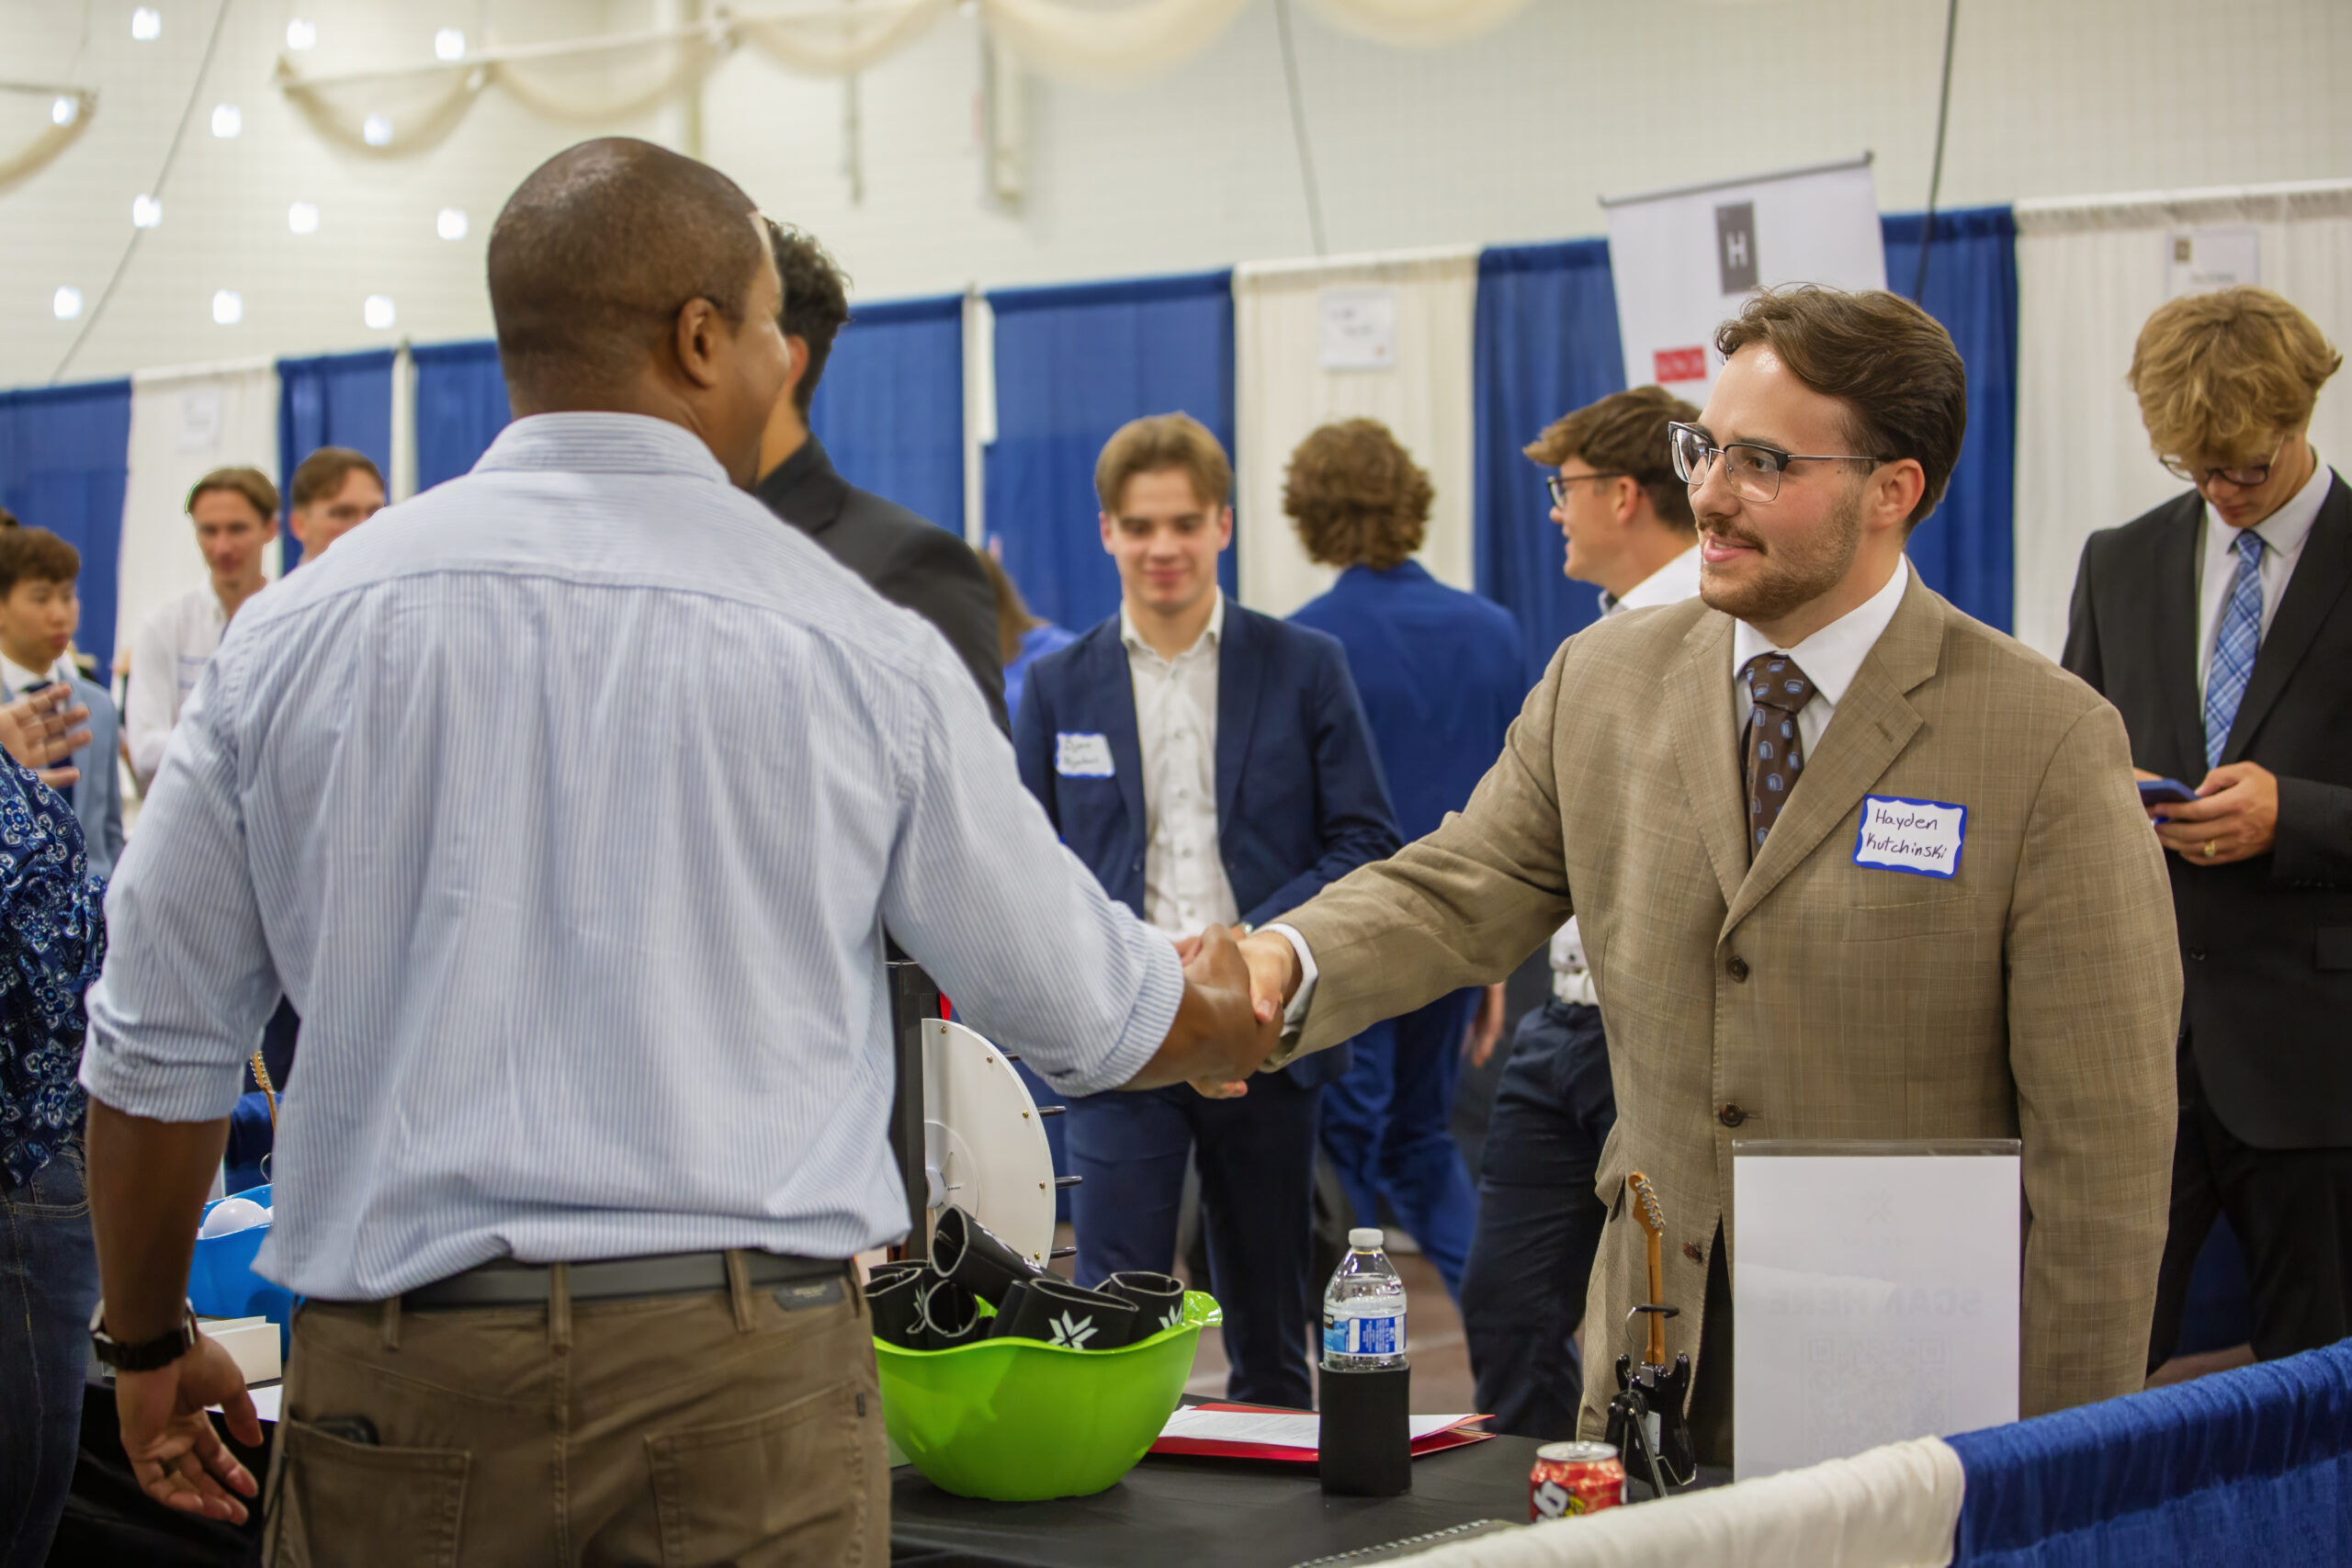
[{"xmin": 1230, "ymin": 287, "xmax": 2181, "ymax": 1462}]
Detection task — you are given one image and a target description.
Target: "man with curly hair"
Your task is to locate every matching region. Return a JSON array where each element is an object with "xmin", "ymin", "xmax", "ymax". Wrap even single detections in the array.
[{"xmin": 1285, "ymin": 419, "xmax": 1521, "ymax": 1304}]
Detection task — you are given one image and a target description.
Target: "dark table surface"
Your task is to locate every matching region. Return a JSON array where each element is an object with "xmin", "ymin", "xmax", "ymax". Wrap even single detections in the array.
[{"xmin": 889, "ymin": 1435, "xmax": 1544, "ymax": 1568}]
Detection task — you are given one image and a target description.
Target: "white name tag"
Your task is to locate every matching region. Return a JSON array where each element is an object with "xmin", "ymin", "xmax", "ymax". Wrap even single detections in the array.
[
  {"xmin": 1853, "ymin": 795, "xmax": 1966, "ymax": 880},
  {"xmin": 1056, "ymin": 732, "xmax": 1114, "ymax": 778}
]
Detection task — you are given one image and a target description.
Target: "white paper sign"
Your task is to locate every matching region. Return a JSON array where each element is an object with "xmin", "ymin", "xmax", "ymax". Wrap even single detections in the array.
[
  {"xmin": 1853, "ymin": 795, "xmax": 1966, "ymax": 880},
  {"xmin": 1055, "ymin": 732, "xmax": 1114, "ymax": 778},
  {"xmin": 2165, "ymin": 227, "xmax": 2260, "ymax": 299},
  {"xmin": 1605, "ymin": 158, "xmax": 1886, "ymax": 397},
  {"xmin": 178, "ymin": 389, "xmax": 224, "ymax": 453},
  {"xmin": 1734, "ymin": 1145, "xmax": 2020, "ymax": 1481},
  {"xmin": 1318, "ymin": 286, "xmax": 1396, "ymax": 370}
]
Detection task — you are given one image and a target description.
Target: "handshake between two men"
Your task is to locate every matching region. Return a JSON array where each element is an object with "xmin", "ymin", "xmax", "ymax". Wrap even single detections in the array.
[{"xmin": 1147, "ymin": 926, "xmax": 1310, "ymax": 1100}]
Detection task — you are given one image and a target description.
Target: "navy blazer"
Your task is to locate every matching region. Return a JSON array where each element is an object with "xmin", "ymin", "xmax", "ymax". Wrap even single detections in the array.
[{"xmin": 1014, "ymin": 602, "xmax": 1402, "ymax": 1089}]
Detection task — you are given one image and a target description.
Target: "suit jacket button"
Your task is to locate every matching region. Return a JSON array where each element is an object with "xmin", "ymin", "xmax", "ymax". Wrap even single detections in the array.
[
  {"xmin": 1718, "ymin": 1103, "xmax": 1747, "ymax": 1128},
  {"xmin": 2186, "ymin": 949, "xmax": 2206, "ymax": 962},
  {"xmin": 1725, "ymin": 956, "xmax": 1750, "ymax": 982}
]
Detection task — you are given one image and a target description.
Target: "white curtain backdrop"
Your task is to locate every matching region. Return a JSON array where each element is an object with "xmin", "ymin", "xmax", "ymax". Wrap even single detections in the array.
[
  {"xmin": 117, "ymin": 361, "xmax": 281, "ymax": 666},
  {"xmin": 1233, "ymin": 247, "xmax": 1477, "ymax": 618},
  {"xmin": 2010, "ymin": 178, "xmax": 2352, "ymax": 659}
]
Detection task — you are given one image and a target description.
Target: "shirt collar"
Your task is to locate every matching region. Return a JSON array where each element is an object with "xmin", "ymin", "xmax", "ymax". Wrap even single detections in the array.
[
  {"xmin": 1600, "ymin": 545, "xmax": 1703, "ymax": 618},
  {"xmin": 2205, "ymin": 446, "xmax": 2331, "ymax": 561},
  {"xmin": 1731, "ymin": 555, "xmax": 1912, "ymax": 710},
  {"xmin": 1121, "ymin": 589, "xmax": 1225, "ymax": 660},
  {"xmin": 0, "ymin": 650, "xmax": 72, "ymax": 694},
  {"xmin": 473, "ymin": 412, "xmax": 734, "ymax": 486}
]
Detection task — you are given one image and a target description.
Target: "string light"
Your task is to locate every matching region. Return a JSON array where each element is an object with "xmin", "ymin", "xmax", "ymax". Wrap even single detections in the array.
[
  {"xmin": 51, "ymin": 97, "xmax": 78, "ymax": 127},
  {"xmin": 130, "ymin": 7, "xmax": 161, "ymax": 40},
  {"xmin": 52, "ymin": 288, "xmax": 84, "ymax": 321},
  {"xmin": 435, "ymin": 28, "xmax": 467, "ymax": 61},
  {"xmin": 288, "ymin": 201, "xmax": 320, "ymax": 235},
  {"xmin": 212, "ymin": 290, "xmax": 243, "ymax": 325},
  {"xmin": 287, "ymin": 18, "xmax": 317, "ymax": 50},
  {"xmin": 362, "ymin": 115, "xmax": 393, "ymax": 146},
  {"xmin": 364, "ymin": 295, "xmax": 397, "ymax": 330},
  {"xmin": 211, "ymin": 104, "xmax": 242, "ymax": 138},
  {"xmin": 436, "ymin": 208, "xmax": 469, "ymax": 241},
  {"xmin": 131, "ymin": 194, "xmax": 163, "ymax": 229}
]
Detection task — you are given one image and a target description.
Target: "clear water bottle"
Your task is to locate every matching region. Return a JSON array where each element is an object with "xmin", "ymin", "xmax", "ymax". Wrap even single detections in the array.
[{"xmin": 1322, "ymin": 1226, "xmax": 1408, "ymax": 1371}]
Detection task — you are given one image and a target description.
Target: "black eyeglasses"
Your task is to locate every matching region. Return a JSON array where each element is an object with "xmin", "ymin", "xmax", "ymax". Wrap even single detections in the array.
[
  {"xmin": 2161, "ymin": 439, "xmax": 2285, "ymax": 490},
  {"xmin": 1546, "ymin": 472, "xmax": 1625, "ymax": 506},
  {"xmin": 1668, "ymin": 422, "xmax": 1886, "ymax": 503}
]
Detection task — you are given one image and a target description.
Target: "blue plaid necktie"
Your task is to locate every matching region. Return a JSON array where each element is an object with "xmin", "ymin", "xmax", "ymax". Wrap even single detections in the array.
[
  {"xmin": 1741, "ymin": 652, "xmax": 1815, "ymax": 860},
  {"xmin": 2202, "ymin": 529, "xmax": 2267, "ymax": 771}
]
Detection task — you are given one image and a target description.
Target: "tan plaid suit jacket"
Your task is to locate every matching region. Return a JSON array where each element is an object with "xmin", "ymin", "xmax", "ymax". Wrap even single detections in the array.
[{"xmin": 1272, "ymin": 569, "xmax": 2181, "ymax": 1435}]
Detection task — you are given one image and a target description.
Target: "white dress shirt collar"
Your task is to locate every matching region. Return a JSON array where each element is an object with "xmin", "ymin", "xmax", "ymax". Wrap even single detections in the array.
[
  {"xmin": 1600, "ymin": 544, "xmax": 1703, "ymax": 619},
  {"xmin": 1120, "ymin": 588, "xmax": 1226, "ymax": 662},
  {"xmin": 1731, "ymin": 555, "xmax": 1912, "ymax": 714},
  {"xmin": 0, "ymin": 649, "xmax": 74, "ymax": 695}
]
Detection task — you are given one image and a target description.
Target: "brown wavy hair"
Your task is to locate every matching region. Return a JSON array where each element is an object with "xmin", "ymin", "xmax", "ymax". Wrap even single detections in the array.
[{"xmin": 1283, "ymin": 419, "xmax": 1431, "ymax": 571}]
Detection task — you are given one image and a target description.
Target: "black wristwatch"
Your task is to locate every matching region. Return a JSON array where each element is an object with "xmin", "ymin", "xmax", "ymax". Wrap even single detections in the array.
[{"xmin": 90, "ymin": 1300, "xmax": 200, "ymax": 1371}]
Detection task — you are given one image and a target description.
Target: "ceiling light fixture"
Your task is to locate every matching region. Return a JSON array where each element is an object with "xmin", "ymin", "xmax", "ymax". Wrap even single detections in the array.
[
  {"xmin": 287, "ymin": 18, "xmax": 317, "ymax": 51},
  {"xmin": 362, "ymin": 115, "xmax": 393, "ymax": 146},
  {"xmin": 434, "ymin": 28, "xmax": 467, "ymax": 61},
  {"xmin": 131, "ymin": 194, "xmax": 163, "ymax": 229},
  {"xmin": 51, "ymin": 96, "xmax": 78, "ymax": 127},
  {"xmin": 52, "ymin": 287, "xmax": 84, "ymax": 321},
  {"xmin": 288, "ymin": 200, "xmax": 320, "ymax": 235},
  {"xmin": 211, "ymin": 104, "xmax": 242, "ymax": 138},
  {"xmin": 213, "ymin": 290, "xmax": 244, "ymax": 325},
  {"xmin": 131, "ymin": 7, "xmax": 161, "ymax": 40},
  {"xmin": 435, "ymin": 208, "xmax": 468, "ymax": 241},
  {"xmin": 364, "ymin": 295, "xmax": 397, "ymax": 330}
]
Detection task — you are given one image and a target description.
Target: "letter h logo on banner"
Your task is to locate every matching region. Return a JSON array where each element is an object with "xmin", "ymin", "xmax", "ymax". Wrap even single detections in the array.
[{"xmin": 1716, "ymin": 201, "xmax": 1758, "ymax": 294}]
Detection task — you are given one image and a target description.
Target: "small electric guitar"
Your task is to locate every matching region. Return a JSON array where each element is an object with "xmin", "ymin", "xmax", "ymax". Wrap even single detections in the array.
[
  {"xmin": 1627, "ymin": 1171, "xmax": 1669, "ymax": 1368},
  {"xmin": 1608, "ymin": 1169, "xmax": 1696, "ymax": 1490}
]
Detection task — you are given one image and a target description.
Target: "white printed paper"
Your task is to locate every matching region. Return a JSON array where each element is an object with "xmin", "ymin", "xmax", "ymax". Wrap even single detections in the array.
[
  {"xmin": 2165, "ymin": 227, "xmax": 2259, "ymax": 299},
  {"xmin": 1317, "ymin": 286, "xmax": 1397, "ymax": 370},
  {"xmin": 1852, "ymin": 795, "xmax": 1966, "ymax": 880},
  {"xmin": 1158, "ymin": 1408, "xmax": 1474, "ymax": 1450},
  {"xmin": 1055, "ymin": 732, "xmax": 1114, "ymax": 778},
  {"xmin": 1734, "ymin": 1148, "xmax": 2019, "ymax": 1481}
]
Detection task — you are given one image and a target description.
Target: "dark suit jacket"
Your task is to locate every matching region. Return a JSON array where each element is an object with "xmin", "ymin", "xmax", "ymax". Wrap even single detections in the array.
[
  {"xmin": 755, "ymin": 436, "xmax": 1009, "ymax": 733},
  {"xmin": 2064, "ymin": 469, "xmax": 2352, "ymax": 1148},
  {"xmin": 1012, "ymin": 604, "xmax": 1402, "ymax": 1089}
]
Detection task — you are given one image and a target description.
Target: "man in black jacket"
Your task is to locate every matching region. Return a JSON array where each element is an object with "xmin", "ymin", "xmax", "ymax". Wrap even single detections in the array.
[
  {"xmin": 753, "ymin": 223, "xmax": 1009, "ymax": 731},
  {"xmin": 2063, "ymin": 286, "xmax": 2350, "ymax": 1368}
]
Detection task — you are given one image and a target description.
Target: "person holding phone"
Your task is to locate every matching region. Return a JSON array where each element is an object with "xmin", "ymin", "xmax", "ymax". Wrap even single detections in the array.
[{"xmin": 2064, "ymin": 286, "xmax": 2352, "ymax": 1371}]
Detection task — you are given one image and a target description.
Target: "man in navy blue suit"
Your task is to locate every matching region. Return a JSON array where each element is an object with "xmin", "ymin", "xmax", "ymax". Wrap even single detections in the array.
[
  {"xmin": 1014, "ymin": 413, "xmax": 1399, "ymax": 1407},
  {"xmin": 1284, "ymin": 420, "xmax": 1523, "ymax": 1304}
]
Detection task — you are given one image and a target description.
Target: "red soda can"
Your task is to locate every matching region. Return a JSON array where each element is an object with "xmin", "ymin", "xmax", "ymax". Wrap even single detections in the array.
[{"xmin": 1529, "ymin": 1440, "xmax": 1625, "ymax": 1520}]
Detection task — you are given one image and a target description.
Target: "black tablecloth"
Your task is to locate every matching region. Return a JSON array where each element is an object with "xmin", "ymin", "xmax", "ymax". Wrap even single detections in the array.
[{"xmin": 889, "ymin": 1436, "xmax": 1544, "ymax": 1568}]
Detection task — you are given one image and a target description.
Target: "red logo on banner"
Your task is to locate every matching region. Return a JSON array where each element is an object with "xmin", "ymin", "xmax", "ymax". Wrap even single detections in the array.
[{"xmin": 1654, "ymin": 346, "xmax": 1708, "ymax": 384}]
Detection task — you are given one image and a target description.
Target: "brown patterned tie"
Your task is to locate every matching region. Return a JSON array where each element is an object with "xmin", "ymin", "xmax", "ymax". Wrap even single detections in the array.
[{"xmin": 1741, "ymin": 652, "xmax": 1816, "ymax": 860}]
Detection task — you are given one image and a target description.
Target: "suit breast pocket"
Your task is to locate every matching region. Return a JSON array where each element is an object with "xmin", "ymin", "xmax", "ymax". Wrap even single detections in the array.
[{"xmin": 1842, "ymin": 895, "xmax": 1979, "ymax": 944}]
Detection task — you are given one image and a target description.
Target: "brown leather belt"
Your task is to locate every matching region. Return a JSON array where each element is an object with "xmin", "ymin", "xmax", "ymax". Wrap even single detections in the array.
[{"xmin": 400, "ymin": 1250, "xmax": 848, "ymax": 1310}]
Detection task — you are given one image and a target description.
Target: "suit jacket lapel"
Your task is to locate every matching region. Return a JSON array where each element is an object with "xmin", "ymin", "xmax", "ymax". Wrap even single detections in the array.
[
  {"xmin": 2147, "ymin": 497, "xmax": 2207, "ymax": 777},
  {"xmin": 1216, "ymin": 605, "xmax": 1266, "ymax": 836},
  {"xmin": 2224, "ymin": 471, "xmax": 2349, "ymax": 764},
  {"xmin": 1663, "ymin": 612, "xmax": 1748, "ymax": 911},
  {"xmin": 1085, "ymin": 627, "xmax": 1148, "ymax": 847},
  {"xmin": 1723, "ymin": 572, "xmax": 1938, "ymax": 933}
]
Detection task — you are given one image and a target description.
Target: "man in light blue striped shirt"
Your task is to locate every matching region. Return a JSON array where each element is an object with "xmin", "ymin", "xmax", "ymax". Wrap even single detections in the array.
[{"xmin": 76, "ymin": 139, "xmax": 1274, "ymax": 1559}]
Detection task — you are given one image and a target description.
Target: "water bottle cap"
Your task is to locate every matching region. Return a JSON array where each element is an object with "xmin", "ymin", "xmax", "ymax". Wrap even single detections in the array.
[{"xmin": 1348, "ymin": 1227, "xmax": 1384, "ymax": 1250}]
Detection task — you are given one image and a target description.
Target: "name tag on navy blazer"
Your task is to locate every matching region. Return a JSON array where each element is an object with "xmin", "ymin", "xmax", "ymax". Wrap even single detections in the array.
[
  {"xmin": 1854, "ymin": 795, "xmax": 1966, "ymax": 879},
  {"xmin": 1056, "ymin": 732, "xmax": 1114, "ymax": 778}
]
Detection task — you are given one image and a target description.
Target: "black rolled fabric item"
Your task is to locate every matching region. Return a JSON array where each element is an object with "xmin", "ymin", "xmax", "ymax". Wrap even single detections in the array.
[
  {"xmin": 919, "ymin": 1277, "xmax": 988, "ymax": 1348},
  {"xmin": 868, "ymin": 1267, "xmax": 930, "ymax": 1348},
  {"xmin": 989, "ymin": 1279, "xmax": 1034, "ymax": 1338},
  {"xmin": 931, "ymin": 1205, "xmax": 1044, "ymax": 1308},
  {"xmin": 1102, "ymin": 1270, "xmax": 1187, "ymax": 1337},
  {"xmin": 999, "ymin": 1275, "xmax": 1140, "ymax": 1351}
]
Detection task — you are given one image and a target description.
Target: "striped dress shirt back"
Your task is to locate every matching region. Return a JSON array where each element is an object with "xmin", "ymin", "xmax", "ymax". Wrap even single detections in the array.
[{"xmin": 82, "ymin": 413, "xmax": 1182, "ymax": 1301}]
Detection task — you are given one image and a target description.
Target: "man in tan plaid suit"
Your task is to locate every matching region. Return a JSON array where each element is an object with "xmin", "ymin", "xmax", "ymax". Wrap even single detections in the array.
[{"xmin": 1231, "ymin": 287, "xmax": 2181, "ymax": 1462}]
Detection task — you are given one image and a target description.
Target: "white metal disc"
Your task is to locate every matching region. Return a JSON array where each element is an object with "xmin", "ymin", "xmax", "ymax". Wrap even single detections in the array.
[{"xmin": 920, "ymin": 1018, "xmax": 1057, "ymax": 1267}]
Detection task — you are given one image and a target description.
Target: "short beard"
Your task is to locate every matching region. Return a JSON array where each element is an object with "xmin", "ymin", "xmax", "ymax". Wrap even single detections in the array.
[{"xmin": 1696, "ymin": 484, "xmax": 1865, "ymax": 626}]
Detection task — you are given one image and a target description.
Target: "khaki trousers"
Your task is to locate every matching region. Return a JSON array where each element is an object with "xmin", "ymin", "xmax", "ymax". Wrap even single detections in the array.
[{"xmin": 262, "ymin": 1257, "xmax": 887, "ymax": 1567}]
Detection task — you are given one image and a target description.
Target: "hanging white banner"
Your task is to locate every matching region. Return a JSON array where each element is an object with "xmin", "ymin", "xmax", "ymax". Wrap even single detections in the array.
[{"xmin": 1604, "ymin": 156, "xmax": 1887, "ymax": 399}]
